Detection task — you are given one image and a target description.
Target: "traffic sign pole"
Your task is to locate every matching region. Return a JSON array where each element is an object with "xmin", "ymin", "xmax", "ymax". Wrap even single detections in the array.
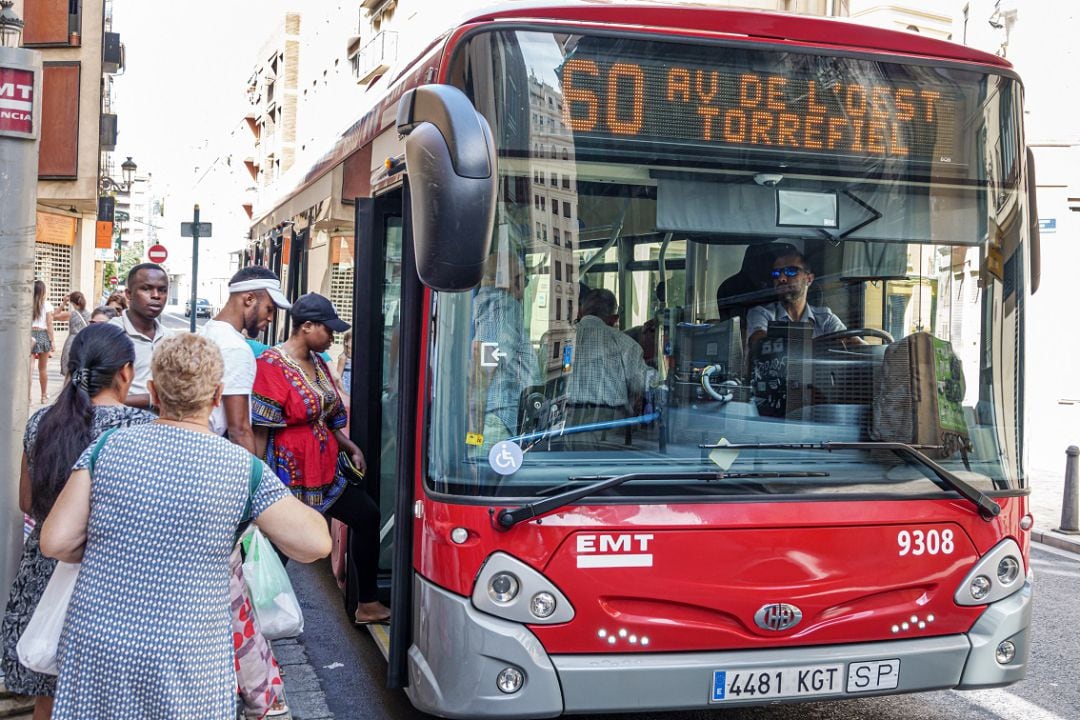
[{"xmin": 189, "ymin": 204, "xmax": 200, "ymax": 332}]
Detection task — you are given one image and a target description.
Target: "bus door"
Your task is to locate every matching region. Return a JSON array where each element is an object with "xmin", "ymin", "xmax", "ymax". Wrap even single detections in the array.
[{"xmin": 349, "ymin": 188, "xmax": 420, "ymax": 687}]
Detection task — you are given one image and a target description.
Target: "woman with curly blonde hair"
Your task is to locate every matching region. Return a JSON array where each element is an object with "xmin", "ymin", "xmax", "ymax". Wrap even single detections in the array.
[{"xmin": 41, "ymin": 333, "xmax": 331, "ymax": 719}]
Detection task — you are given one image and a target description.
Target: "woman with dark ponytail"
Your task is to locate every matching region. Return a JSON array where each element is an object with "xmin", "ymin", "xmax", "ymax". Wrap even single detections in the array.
[{"xmin": 1, "ymin": 323, "xmax": 154, "ymax": 720}]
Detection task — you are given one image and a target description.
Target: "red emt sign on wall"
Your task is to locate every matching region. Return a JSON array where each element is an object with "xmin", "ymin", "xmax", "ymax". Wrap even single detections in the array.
[
  {"xmin": 0, "ymin": 66, "xmax": 35, "ymax": 137},
  {"xmin": 147, "ymin": 244, "xmax": 168, "ymax": 263}
]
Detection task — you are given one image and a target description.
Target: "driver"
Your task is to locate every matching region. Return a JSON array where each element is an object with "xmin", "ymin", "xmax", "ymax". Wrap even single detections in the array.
[{"xmin": 745, "ymin": 248, "xmax": 846, "ymax": 357}]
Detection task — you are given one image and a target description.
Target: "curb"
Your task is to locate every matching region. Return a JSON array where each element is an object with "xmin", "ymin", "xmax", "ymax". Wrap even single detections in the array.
[{"xmin": 1031, "ymin": 528, "xmax": 1080, "ymax": 555}]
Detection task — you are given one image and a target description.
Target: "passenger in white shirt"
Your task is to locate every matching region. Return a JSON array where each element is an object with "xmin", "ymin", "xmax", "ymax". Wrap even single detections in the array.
[
  {"xmin": 110, "ymin": 264, "xmax": 171, "ymax": 410},
  {"xmin": 199, "ymin": 266, "xmax": 293, "ymax": 718},
  {"xmin": 199, "ymin": 267, "xmax": 292, "ymax": 452}
]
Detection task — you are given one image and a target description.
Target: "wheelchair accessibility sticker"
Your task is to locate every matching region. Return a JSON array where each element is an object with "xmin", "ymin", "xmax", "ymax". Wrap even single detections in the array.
[{"xmin": 489, "ymin": 440, "xmax": 523, "ymax": 475}]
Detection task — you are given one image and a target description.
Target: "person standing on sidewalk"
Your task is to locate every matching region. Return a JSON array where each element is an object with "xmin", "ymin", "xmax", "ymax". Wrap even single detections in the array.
[
  {"xmin": 110, "ymin": 263, "xmax": 171, "ymax": 411},
  {"xmin": 29, "ymin": 280, "xmax": 55, "ymax": 405},
  {"xmin": 53, "ymin": 291, "xmax": 89, "ymax": 381},
  {"xmin": 200, "ymin": 266, "xmax": 293, "ymax": 718},
  {"xmin": 2, "ymin": 323, "xmax": 154, "ymax": 720}
]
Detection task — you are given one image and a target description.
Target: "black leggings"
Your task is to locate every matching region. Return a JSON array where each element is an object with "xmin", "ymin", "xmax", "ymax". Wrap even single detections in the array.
[{"xmin": 324, "ymin": 483, "xmax": 381, "ymax": 603}]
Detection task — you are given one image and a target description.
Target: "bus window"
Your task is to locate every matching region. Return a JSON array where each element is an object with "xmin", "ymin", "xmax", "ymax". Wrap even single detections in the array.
[{"xmin": 427, "ymin": 28, "xmax": 1022, "ymax": 501}]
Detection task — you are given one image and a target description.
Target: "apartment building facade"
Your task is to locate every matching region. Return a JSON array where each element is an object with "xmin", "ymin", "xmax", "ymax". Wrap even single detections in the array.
[{"xmin": 11, "ymin": 0, "xmax": 126, "ymax": 306}]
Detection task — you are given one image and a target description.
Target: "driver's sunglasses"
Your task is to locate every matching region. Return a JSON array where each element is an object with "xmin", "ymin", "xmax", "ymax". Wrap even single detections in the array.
[{"xmin": 771, "ymin": 265, "xmax": 806, "ymax": 279}]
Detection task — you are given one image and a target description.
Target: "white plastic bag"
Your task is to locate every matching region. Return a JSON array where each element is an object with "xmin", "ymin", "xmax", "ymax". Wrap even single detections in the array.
[
  {"xmin": 241, "ymin": 527, "xmax": 303, "ymax": 639},
  {"xmin": 16, "ymin": 561, "xmax": 80, "ymax": 675}
]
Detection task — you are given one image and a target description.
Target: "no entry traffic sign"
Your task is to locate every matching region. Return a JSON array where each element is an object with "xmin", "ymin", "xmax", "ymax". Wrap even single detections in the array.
[{"xmin": 147, "ymin": 244, "xmax": 168, "ymax": 263}]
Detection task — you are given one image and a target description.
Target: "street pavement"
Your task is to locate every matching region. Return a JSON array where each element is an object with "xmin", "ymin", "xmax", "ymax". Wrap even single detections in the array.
[{"xmin": 4, "ymin": 321, "xmax": 1075, "ymax": 720}]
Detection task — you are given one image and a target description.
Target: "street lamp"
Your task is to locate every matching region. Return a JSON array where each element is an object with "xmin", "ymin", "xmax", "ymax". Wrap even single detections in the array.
[
  {"xmin": 0, "ymin": 0, "xmax": 24, "ymax": 48},
  {"xmin": 99, "ymin": 156, "xmax": 138, "ymax": 194},
  {"xmin": 120, "ymin": 156, "xmax": 137, "ymax": 188}
]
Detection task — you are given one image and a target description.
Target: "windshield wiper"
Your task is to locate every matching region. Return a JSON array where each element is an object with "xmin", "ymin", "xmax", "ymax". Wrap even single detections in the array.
[
  {"xmin": 698, "ymin": 440, "xmax": 1001, "ymax": 521},
  {"xmin": 495, "ymin": 470, "xmax": 829, "ymax": 529}
]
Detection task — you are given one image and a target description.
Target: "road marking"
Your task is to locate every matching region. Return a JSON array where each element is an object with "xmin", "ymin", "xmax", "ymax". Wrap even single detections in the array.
[
  {"xmin": 322, "ymin": 662, "xmax": 345, "ymax": 669},
  {"xmin": 951, "ymin": 688, "xmax": 1066, "ymax": 720}
]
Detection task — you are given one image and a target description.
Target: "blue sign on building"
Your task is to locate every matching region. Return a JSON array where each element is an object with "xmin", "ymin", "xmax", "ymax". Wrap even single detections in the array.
[{"xmin": 1038, "ymin": 218, "xmax": 1057, "ymax": 233}]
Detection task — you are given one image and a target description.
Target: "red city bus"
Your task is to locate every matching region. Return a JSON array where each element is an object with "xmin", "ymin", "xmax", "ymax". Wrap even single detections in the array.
[{"xmin": 253, "ymin": 2, "xmax": 1039, "ymax": 716}]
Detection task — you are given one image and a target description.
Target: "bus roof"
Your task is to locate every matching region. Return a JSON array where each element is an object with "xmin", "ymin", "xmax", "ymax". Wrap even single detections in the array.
[
  {"xmin": 458, "ymin": 1, "xmax": 1011, "ymax": 68},
  {"xmin": 252, "ymin": 1, "xmax": 1011, "ymax": 231}
]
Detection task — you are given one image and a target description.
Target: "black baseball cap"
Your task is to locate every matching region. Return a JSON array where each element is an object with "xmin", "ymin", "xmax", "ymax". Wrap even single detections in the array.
[{"xmin": 289, "ymin": 293, "xmax": 350, "ymax": 333}]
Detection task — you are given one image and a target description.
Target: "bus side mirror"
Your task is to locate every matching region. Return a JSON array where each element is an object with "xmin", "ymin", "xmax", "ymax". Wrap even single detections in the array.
[
  {"xmin": 1026, "ymin": 147, "xmax": 1040, "ymax": 294},
  {"xmin": 397, "ymin": 85, "xmax": 497, "ymax": 292}
]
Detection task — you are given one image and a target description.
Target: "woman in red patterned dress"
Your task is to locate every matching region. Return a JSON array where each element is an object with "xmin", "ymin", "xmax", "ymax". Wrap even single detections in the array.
[{"xmin": 251, "ymin": 294, "xmax": 390, "ymax": 624}]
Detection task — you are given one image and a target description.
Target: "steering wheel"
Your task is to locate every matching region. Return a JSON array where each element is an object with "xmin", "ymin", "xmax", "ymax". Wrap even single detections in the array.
[{"xmin": 815, "ymin": 327, "xmax": 894, "ymax": 344}]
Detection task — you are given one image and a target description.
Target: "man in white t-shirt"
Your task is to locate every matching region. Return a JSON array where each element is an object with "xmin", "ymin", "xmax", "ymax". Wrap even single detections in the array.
[{"xmin": 199, "ymin": 267, "xmax": 291, "ymax": 452}]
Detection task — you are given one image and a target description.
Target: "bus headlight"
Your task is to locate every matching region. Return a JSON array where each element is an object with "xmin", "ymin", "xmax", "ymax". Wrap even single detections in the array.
[
  {"xmin": 488, "ymin": 572, "xmax": 519, "ymax": 604},
  {"xmin": 472, "ymin": 552, "xmax": 574, "ymax": 624},
  {"xmin": 997, "ymin": 556, "xmax": 1020, "ymax": 585},
  {"xmin": 954, "ymin": 538, "xmax": 1025, "ymax": 606},
  {"xmin": 969, "ymin": 575, "xmax": 991, "ymax": 600},
  {"xmin": 530, "ymin": 592, "xmax": 557, "ymax": 618}
]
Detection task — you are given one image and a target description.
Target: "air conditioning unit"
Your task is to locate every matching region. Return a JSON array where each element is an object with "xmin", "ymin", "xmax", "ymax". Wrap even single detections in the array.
[
  {"xmin": 100, "ymin": 114, "xmax": 118, "ymax": 151},
  {"xmin": 103, "ymin": 33, "xmax": 123, "ymax": 74}
]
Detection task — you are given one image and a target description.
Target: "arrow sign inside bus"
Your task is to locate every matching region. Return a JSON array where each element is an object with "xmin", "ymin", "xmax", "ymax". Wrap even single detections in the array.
[
  {"xmin": 180, "ymin": 222, "xmax": 212, "ymax": 237},
  {"xmin": 480, "ymin": 342, "xmax": 507, "ymax": 367}
]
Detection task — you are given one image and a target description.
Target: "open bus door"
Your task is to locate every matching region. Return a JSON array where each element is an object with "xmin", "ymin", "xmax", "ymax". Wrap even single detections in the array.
[{"xmin": 348, "ymin": 187, "xmax": 420, "ymax": 688}]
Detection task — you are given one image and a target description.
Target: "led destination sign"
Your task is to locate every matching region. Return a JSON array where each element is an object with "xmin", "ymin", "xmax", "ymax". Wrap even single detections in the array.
[{"xmin": 559, "ymin": 53, "xmax": 966, "ymax": 165}]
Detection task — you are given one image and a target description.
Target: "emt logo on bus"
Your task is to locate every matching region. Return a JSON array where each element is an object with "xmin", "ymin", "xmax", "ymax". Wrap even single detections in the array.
[
  {"xmin": 576, "ymin": 533, "xmax": 654, "ymax": 568},
  {"xmin": 0, "ymin": 67, "xmax": 34, "ymax": 136},
  {"xmin": 560, "ymin": 53, "xmax": 963, "ymax": 165}
]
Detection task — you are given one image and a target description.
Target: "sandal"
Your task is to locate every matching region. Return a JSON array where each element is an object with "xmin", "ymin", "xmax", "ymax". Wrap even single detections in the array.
[{"xmin": 244, "ymin": 700, "xmax": 290, "ymax": 719}]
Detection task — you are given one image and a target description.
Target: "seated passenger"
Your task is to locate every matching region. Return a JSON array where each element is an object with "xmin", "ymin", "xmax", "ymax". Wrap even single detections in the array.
[
  {"xmin": 746, "ymin": 249, "xmax": 846, "ymax": 357},
  {"xmin": 565, "ymin": 289, "xmax": 651, "ymax": 448}
]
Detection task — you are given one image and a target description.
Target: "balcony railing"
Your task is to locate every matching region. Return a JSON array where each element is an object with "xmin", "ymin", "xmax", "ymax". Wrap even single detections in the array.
[{"xmin": 352, "ymin": 30, "xmax": 397, "ymax": 84}]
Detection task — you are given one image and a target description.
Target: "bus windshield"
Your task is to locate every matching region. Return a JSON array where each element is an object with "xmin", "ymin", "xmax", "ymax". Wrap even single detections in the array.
[{"xmin": 428, "ymin": 29, "xmax": 1026, "ymax": 500}]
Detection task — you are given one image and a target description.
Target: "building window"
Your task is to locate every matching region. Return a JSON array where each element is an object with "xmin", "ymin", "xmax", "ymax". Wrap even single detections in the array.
[
  {"xmin": 541, "ymin": 196, "xmax": 546, "ymax": 210},
  {"xmin": 565, "ymin": 232, "xmax": 572, "ymax": 249},
  {"xmin": 542, "ymin": 225, "xmax": 548, "ymax": 241},
  {"xmin": 562, "ymin": 148, "xmax": 570, "ymax": 160},
  {"xmin": 563, "ymin": 201, "xmax": 572, "ymax": 218},
  {"xmin": 556, "ymin": 297, "xmax": 562, "ymax": 321},
  {"xmin": 562, "ymin": 175, "xmax": 570, "ymax": 189},
  {"xmin": 551, "ymin": 199, "xmax": 558, "ymax": 215},
  {"xmin": 552, "ymin": 340, "xmax": 561, "ymax": 360},
  {"xmin": 551, "ymin": 172, "xmax": 558, "ymax": 186},
  {"xmin": 534, "ymin": 194, "xmax": 540, "ymax": 209},
  {"xmin": 553, "ymin": 228, "xmax": 561, "ymax": 246},
  {"xmin": 555, "ymin": 261, "xmax": 562, "ymax": 281},
  {"xmin": 568, "ymin": 300, "xmax": 573, "ymax": 320},
  {"xmin": 535, "ymin": 221, "xmax": 541, "ymax": 240}
]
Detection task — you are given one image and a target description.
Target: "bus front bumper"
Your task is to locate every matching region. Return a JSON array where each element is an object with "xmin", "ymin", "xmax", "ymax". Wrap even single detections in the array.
[{"xmin": 406, "ymin": 575, "xmax": 1031, "ymax": 718}]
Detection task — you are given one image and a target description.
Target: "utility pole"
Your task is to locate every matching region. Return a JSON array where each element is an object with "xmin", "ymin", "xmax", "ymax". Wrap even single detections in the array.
[
  {"xmin": 181, "ymin": 205, "xmax": 212, "ymax": 332},
  {"xmin": 0, "ymin": 40, "xmax": 42, "ymax": 590},
  {"xmin": 189, "ymin": 205, "xmax": 199, "ymax": 332}
]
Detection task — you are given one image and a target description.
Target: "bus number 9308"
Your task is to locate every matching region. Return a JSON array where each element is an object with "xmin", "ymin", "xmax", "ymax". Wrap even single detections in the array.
[{"xmin": 897, "ymin": 529, "xmax": 954, "ymax": 556}]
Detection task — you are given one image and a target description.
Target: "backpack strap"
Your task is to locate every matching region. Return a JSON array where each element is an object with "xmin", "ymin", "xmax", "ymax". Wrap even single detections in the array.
[
  {"xmin": 243, "ymin": 459, "xmax": 261, "ymax": 520},
  {"xmin": 235, "ymin": 456, "xmax": 262, "ymax": 547},
  {"xmin": 87, "ymin": 428, "xmax": 118, "ymax": 474}
]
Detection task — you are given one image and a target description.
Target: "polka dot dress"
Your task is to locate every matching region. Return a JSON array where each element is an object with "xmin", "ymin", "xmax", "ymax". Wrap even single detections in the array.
[{"xmin": 51, "ymin": 424, "xmax": 289, "ymax": 720}]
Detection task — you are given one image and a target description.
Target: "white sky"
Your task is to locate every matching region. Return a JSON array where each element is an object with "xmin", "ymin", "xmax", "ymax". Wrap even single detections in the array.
[{"xmin": 109, "ymin": 1, "xmax": 294, "ymax": 195}]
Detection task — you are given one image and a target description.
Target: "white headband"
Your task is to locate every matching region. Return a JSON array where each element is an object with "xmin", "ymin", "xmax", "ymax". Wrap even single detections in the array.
[
  {"xmin": 228, "ymin": 278, "xmax": 292, "ymax": 309},
  {"xmin": 229, "ymin": 279, "xmax": 280, "ymax": 294}
]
